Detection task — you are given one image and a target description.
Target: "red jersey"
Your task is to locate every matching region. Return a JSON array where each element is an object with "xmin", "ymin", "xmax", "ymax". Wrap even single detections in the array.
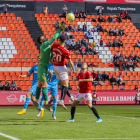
[
  {"xmin": 78, "ymin": 71, "xmax": 93, "ymax": 93},
  {"xmin": 52, "ymin": 44, "xmax": 71, "ymax": 66}
]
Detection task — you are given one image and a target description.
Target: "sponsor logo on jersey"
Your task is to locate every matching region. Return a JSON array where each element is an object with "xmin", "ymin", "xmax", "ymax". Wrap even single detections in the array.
[{"xmin": 7, "ymin": 94, "xmax": 18, "ymax": 103}]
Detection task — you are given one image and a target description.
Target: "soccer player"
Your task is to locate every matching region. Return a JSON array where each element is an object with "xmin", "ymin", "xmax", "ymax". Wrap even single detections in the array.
[
  {"xmin": 37, "ymin": 62, "xmax": 59, "ymax": 120},
  {"xmin": 52, "ymin": 35, "xmax": 75, "ymax": 110},
  {"xmin": 33, "ymin": 25, "xmax": 65, "ymax": 114},
  {"xmin": 17, "ymin": 56, "xmax": 40, "ymax": 115},
  {"xmin": 66, "ymin": 62, "xmax": 102, "ymax": 122}
]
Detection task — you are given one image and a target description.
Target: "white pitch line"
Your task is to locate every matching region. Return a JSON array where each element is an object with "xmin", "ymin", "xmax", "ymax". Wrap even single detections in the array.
[
  {"xmin": 0, "ymin": 132, "xmax": 20, "ymax": 140},
  {"xmin": 35, "ymin": 138, "xmax": 140, "ymax": 140}
]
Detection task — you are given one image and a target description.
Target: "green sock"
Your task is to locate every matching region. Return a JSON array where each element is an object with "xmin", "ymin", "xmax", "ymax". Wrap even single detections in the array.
[
  {"xmin": 36, "ymin": 87, "xmax": 41, "ymax": 100},
  {"xmin": 42, "ymin": 87, "xmax": 48, "ymax": 102}
]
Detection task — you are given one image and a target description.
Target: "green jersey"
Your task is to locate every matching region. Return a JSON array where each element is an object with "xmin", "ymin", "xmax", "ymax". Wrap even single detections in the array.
[{"xmin": 39, "ymin": 28, "xmax": 61, "ymax": 66}]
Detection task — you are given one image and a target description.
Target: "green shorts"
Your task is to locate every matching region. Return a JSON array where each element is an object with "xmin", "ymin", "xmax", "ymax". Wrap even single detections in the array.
[{"xmin": 37, "ymin": 65, "xmax": 48, "ymax": 82}]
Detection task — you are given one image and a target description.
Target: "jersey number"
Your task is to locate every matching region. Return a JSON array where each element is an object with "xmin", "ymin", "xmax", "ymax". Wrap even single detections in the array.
[{"xmin": 53, "ymin": 52, "xmax": 62, "ymax": 62}]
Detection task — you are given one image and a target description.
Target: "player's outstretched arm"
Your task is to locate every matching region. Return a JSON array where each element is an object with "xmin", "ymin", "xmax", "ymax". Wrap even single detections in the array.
[
  {"xmin": 68, "ymin": 59, "xmax": 75, "ymax": 73},
  {"xmin": 48, "ymin": 71, "xmax": 53, "ymax": 81},
  {"xmin": 19, "ymin": 72, "xmax": 31, "ymax": 78},
  {"xmin": 43, "ymin": 28, "xmax": 61, "ymax": 48}
]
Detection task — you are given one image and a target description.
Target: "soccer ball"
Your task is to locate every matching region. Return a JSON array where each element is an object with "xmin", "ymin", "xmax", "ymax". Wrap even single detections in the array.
[{"xmin": 66, "ymin": 13, "xmax": 75, "ymax": 22}]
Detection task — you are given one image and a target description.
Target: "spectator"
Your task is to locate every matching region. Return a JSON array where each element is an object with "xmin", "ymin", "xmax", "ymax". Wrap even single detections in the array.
[
  {"xmin": 102, "ymin": 71, "xmax": 109, "ymax": 81},
  {"xmin": 60, "ymin": 31, "xmax": 67, "ymax": 37},
  {"xmin": 81, "ymin": 46, "xmax": 86, "ymax": 56},
  {"xmin": 66, "ymin": 31, "xmax": 74, "ymax": 39},
  {"xmin": 119, "ymin": 54, "xmax": 124, "ymax": 62},
  {"xmin": 10, "ymin": 80, "xmax": 17, "ymax": 91},
  {"xmin": 119, "ymin": 27, "xmax": 127, "ymax": 36},
  {"xmin": 2, "ymin": 3, "xmax": 9, "ymax": 14},
  {"xmin": 74, "ymin": 42, "xmax": 81, "ymax": 50},
  {"xmin": 108, "ymin": 40, "xmax": 112, "ymax": 47},
  {"xmin": 129, "ymin": 54, "xmax": 134, "ymax": 60},
  {"xmin": 91, "ymin": 70, "xmax": 97, "ymax": 81},
  {"xmin": 113, "ymin": 38, "xmax": 118, "ymax": 47},
  {"xmin": 43, "ymin": 4, "xmax": 49, "ymax": 14},
  {"xmin": 125, "ymin": 11, "xmax": 131, "ymax": 21},
  {"xmin": 79, "ymin": 10, "xmax": 86, "ymax": 18},
  {"xmin": 92, "ymin": 25, "xmax": 97, "ymax": 32},
  {"xmin": 4, "ymin": 81, "xmax": 10, "ymax": 91},
  {"xmin": 113, "ymin": 54, "xmax": 118, "ymax": 62},
  {"xmin": 117, "ymin": 16, "xmax": 122, "ymax": 22},
  {"xmin": 108, "ymin": 14, "xmax": 113, "ymax": 22},
  {"xmin": 110, "ymin": 75, "xmax": 118, "ymax": 86},
  {"xmin": 92, "ymin": 90, "xmax": 97, "ymax": 106},
  {"xmin": 118, "ymin": 38, "xmax": 123, "ymax": 47},
  {"xmin": 135, "ymin": 86, "xmax": 140, "ymax": 105},
  {"xmin": 78, "ymin": 58, "xmax": 82, "ymax": 67},
  {"xmin": 91, "ymin": 40, "xmax": 95, "ymax": 48},
  {"xmin": 74, "ymin": 9, "xmax": 79, "ymax": 18},
  {"xmin": 117, "ymin": 75, "xmax": 125, "ymax": 86},
  {"xmin": 83, "ymin": 23, "xmax": 87, "ymax": 32},
  {"xmin": 68, "ymin": 24, "xmax": 72, "ymax": 31},
  {"xmin": 114, "ymin": 58, "xmax": 120, "ymax": 68},
  {"xmin": 109, "ymin": 28, "xmax": 114, "ymax": 36},
  {"xmin": 0, "ymin": 81, "xmax": 4, "ymax": 90},
  {"xmin": 98, "ymin": 14, "xmax": 105, "ymax": 22},
  {"xmin": 81, "ymin": 37, "xmax": 87, "ymax": 47},
  {"xmin": 134, "ymin": 53, "xmax": 140, "ymax": 62},
  {"xmin": 85, "ymin": 44, "xmax": 93, "ymax": 55},
  {"xmin": 100, "ymin": 39, "xmax": 103, "ymax": 47},
  {"xmin": 134, "ymin": 40, "xmax": 140, "ymax": 47},
  {"xmin": 119, "ymin": 11, "xmax": 125, "ymax": 19},
  {"xmin": 69, "ymin": 9, "xmax": 74, "ymax": 14},
  {"xmin": 85, "ymin": 30, "xmax": 93, "ymax": 39},
  {"xmin": 92, "ymin": 47, "xmax": 97, "ymax": 55},
  {"xmin": 66, "ymin": 37, "xmax": 72, "ymax": 47},
  {"xmin": 62, "ymin": 4, "xmax": 68, "ymax": 17},
  {"xmin": 127, "ymin": 57, "xmax": 135, "ymax": 71},
  {"xmin": 96, "ymin": 24, "xmax": 104, "ymax": 33},
  {"xmin": 73, "ymin": 25, "xmax": 77, "ymax": 32},
  {"xmin": 97, "ymin": 6, "xmax": 103, "ymax": 15},
  {"xmin": 114, "ymin": 27, "xmax": 119, "ymax": 36},
  {"xmin": 70, "ymin": 39, "xmax": 76, "ymax": 50},
  {"xmin": 74, "ymin": 59, "xmax": 78, "ymax": 71},
  {"xmin": 77, "ymin": 25, "xmax": 82, "ymax": 31},
  {"xmin": 95, "ymin": 71, "xmax": 103, "ymax": 81},
  {"xmin": 116, "ymin": 51, "xmax": 120, "ymax": 57}
]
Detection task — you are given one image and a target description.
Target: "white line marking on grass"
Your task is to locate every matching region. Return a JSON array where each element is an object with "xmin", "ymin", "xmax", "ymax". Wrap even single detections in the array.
[
  {"xmin": 35, "ymin": 138, "xmax": 140, "ymax": 140},
  {"xmin": 0, "ymin": 132, "xmax": 20, "ymax": 140}
]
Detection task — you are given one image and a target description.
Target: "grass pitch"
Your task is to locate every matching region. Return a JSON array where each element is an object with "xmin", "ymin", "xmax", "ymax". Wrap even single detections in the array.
[{"xmin": 0, "ymin": 105, "xmax": 140, "ymax": 140}]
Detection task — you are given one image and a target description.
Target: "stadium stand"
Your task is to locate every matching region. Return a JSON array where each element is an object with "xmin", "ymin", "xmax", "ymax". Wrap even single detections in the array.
[{"xmin": 1, "ymin": 13, "xmax": 140, "ymax": 91}]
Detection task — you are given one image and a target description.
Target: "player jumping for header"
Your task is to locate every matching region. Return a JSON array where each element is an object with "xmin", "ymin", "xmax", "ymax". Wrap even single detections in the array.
[
  {"xmin": 52, "ymin": 35, "xmax": 76, "ymax": 110},
  {"xmin": 17, "ymin": 56, "xmax": 40, "ymax": 115},
  {"xmin": 33, "ymin": 24, "xmax": 65, "ymax": 115},
  {"xmin": 66, "ymin": 62, "xmax": 102, "ymax": 122}
]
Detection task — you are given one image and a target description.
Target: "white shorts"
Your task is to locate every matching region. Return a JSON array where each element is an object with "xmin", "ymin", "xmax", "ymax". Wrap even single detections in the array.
[
  {"xmin": 76, "ymin": 93, "xmax": 92, "ymax": 102},
  {"xmin": 53, "ymin": 65, "xmax": 68, "ymax": 81}
]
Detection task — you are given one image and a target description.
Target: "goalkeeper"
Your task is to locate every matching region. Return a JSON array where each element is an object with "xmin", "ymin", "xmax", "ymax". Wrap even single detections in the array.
[{"xmin": 33, "ymin": 23, "xmax": 65, "ymax": 116}]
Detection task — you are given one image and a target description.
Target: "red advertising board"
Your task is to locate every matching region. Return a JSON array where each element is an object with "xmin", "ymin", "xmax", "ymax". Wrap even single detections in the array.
[
  {"xmin": 0, "ymin": 91, "xmax": 136, "ymax": 105},
  {"xmin": 17, "ymin": 0, "xmax": 140, "ymax": 4}
]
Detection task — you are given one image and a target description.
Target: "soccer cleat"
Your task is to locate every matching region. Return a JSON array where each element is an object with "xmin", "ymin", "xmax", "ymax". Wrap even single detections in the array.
[
  {"xmin": 17, "ymin": 109, "xmax": 26, "ymax": 115},
  {"xmin": 96, "ymin": 118, "xmax": 102, "ymax": 123},
  {"xmin": 40, "ymin": 108, "xmax": 45, "ymax": 118},
  {"xmin": 44, "ymin": 104, "xmax": 53, "ymax": 112},
  {"xmin": 58, "ymin": 100, "xmax": 67, "ymax": 110},
  {"xmin": 33, "ymin": 101, "xmax": 41, "ymax": 111},
  {"xmin": 52, "ymin": 114, "xmax": 56, "ymax": 120},
  {"xmin": 36, "ymin": 111, "xmax": 41, "ymax": 117},
  {"xmin": 70, "ymin": 96, "xmax": 77, "ymax": 102},
  {"xmin": 66, "ymin": 119, "xmax": 74, "ymax": 122}
]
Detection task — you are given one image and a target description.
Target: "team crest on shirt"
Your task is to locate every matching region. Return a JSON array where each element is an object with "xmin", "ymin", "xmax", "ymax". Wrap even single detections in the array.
[{"xmin": 83, "ymin": 75, "xmax": 85, "ymax": 78}]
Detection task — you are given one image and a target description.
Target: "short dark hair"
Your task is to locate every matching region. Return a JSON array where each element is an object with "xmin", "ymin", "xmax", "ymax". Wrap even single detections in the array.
[
  {"xmin": 0, "ymin": 81, "xmax": 2, "ymax": 82},
  {"xmin": 37, "ymin": 35, "xmax": 43, "ymax": 44},
  {"xmin": 59, "ymin": 35, "xmax": 66, "ymax": 43}
]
